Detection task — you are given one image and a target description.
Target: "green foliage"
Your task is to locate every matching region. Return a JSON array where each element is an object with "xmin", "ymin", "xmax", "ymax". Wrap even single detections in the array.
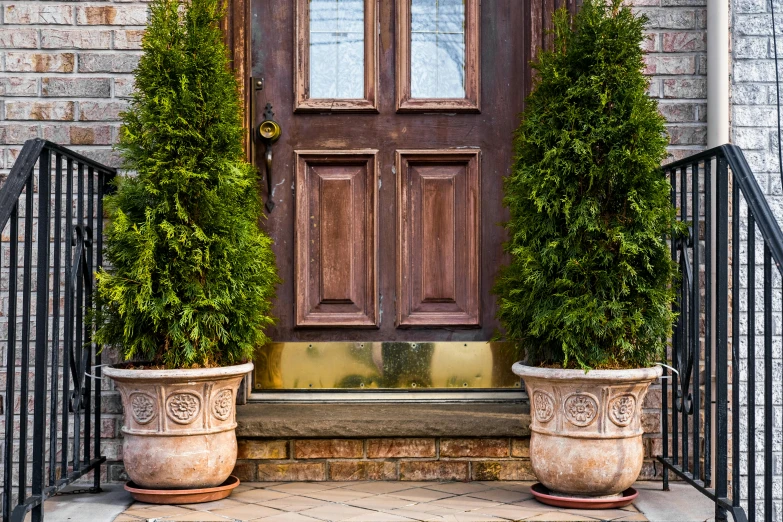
[
  {"xmin": 493, "ymin": 0, "xmax": 682, "ymax": 369},
  {"xmin": 94, "ymin": 0, "xmax": 280, "ymax": 368}
]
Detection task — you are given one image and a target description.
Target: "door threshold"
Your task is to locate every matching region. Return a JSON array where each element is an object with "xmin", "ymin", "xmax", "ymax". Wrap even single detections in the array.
[{"xmin": 248, "ymin": 389, "xmax": 527, "ymax": 403}]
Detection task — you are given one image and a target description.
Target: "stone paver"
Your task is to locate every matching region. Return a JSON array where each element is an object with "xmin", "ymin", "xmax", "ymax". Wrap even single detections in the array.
[{"xmin": 115, "ymin": 481, "xmax": 648, "ymax": 521}]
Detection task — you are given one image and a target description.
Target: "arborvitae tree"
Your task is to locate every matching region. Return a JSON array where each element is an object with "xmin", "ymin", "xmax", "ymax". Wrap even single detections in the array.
[
  {"xmin": 95, "ymin": 0, "xmax": 279, "ymax": 368},
  {"xmin": 493, "ymin": 0, "xmax": 682, "ymax": 369}
]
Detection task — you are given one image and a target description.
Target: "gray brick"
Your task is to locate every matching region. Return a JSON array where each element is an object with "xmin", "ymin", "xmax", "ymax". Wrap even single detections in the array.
[
  {"xmin": 641, "ymin": 32, "xmax": 659, "ymax": 52},
  {"xmin": 44, "ymin": 125, "xmax": 113, "ymax": 145},
  {"xmin": 0, "ymin": 124, "xmax": 39, "ymax": 145},
  {"xmin": 666, "ymin": 124, "xmax": 707, "ymax": 145},
  {"xmin": 644, "ymin": 55, "xmax": 696, "ymax": 75},
  {"xmin": 114, "ymin": 30, "xmax": 145, "ymax": 50},
  {"xmin": 659, "ymin": 102, "xmax": 701, "ymax": 122},
  {"xmin": 41, "ymin": 29, "xmax": 112, "ymax": 50},
  {"xmin": 78, "ymin": 53, "xmax": 141, "ymax": 73},
  {"xmin": 736, "ymin": 15, "xmax": 775, "ymax": 36},
  {"xmin": 42, "ymin": 78, "xmax": 112, "ymax": 98},
  {"xmin": 734, "ymin": 128, "xmax": 771, "ymax": 150},
  {"xmin": 734, "ymin": 84, "xmax": 769, "ymax": 105},
  {"xmin": 663, "ymin": 78, "xmax": 706, "ymax": 99},
  {"xmin": 735, "ymin": 60, "xmax": 778, "ymax": 82},
  {"xmin": 0, "ymin": 29, "xmax": 38, "ymax": 49},
  {"xmin": 0, "ymin": 78, "xmax": 38, "ymax": 97},
  {"xmin": 735, "ymin": 0, "xmax": 767, "ymax": 13},
  {"xmin": 5, "ymin": 101, "xmax": 74, "ymax": 121},
  {"xmin": 635, "ymin": 8, "xmax": 700, "ymax": 29},
  {"xmin": 78, "ymin": 101, "xmax": 127, "ymax": 121},
  {"xmin": 114, "ymin": 78, "xmax": 135, "ymax": 98},
  {"xmin": 734, "ymin": 106, "xmax": 778, "ymax": 127},
  {"xmin": 661, "ymin": 31, "xmax": 706, "ymax": 52},
  {"xmin": 734, "ymin": 37, "xmax": 771, "ymax": 59},
  {"xmin": 76, "ymin": 6, "xmax": 148, "ymax": 26},
  {"xmin": 5, "ymin": 53, "xmax": 75, "ymax": 73},
  {"xmin": 745, "ymin": 150, "xmax": 781, "ymax": 173},
  {"xmin": 3, "ymin": 4, "xmax": 73, "ymax": 24},
  {"xmin": 42, "ymin": 124, "xmax": 113, "ymax": 145},
  {"xmin": 647, "ymin": 78, "xmax": 661, "ymax": 98},
  {"xmin": 72, "ymin": 148, "xmax": 122, "ymax": 167}
]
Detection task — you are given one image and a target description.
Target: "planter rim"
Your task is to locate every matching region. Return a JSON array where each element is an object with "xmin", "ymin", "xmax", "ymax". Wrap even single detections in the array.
[
  {"xmin": 103, "ymin": 361, "xmax": 253, "ymax": 382},
  {"xmin": 512, "ymin": 362, "xmax": 662, "ymax": 381}
]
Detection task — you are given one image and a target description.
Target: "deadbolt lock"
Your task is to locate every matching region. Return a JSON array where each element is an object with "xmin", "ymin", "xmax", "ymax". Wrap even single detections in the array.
[{"xmin": 258, "ymin": 119, "xmax": 281, "ymax": 142}]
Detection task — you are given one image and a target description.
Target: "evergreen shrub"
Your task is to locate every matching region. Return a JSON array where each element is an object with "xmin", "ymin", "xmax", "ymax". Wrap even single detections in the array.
[
  {"xmin": 95, "ymin": 0, "xmax": 279, "ymax": 368},
  {"xmin": 493, "ymin": 0, "xmax": 683, "ymax": 370}
]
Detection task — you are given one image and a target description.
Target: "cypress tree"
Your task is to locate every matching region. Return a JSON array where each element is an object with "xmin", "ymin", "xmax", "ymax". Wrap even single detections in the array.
[
  {"xmin": 493, "ymin": 0, "xmax": 683, "ymax": 369},
  {"xmin": 95, "ymin": 0, "xmax": 280, "ymax": 368}
]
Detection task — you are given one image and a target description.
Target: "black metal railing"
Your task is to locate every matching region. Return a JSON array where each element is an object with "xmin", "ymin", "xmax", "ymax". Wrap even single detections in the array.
[
  {"xmin": 662, "ymin": 144, "xmax": 783, "ymax": 522},
  {"xmin": 0, "ymin": 139, "xmax": 114, "ymax": 522}
]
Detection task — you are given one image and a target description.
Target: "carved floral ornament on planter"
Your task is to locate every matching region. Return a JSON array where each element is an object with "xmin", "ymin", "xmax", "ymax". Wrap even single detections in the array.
[
  {"xmin": 531, "ymin": 388, "xmax": 641, "ymax": 429},
  {"xmin": 122, "ymin": 385, "xmax": 238, "ymax": 431}
]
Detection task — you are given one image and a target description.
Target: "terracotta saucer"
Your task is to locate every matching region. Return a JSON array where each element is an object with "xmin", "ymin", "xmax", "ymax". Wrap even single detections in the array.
[
  {"xmin": 124, "ymin": 475, "xmax": 240, "ymax": 504},
  {"xmin": 530, "ymin": 483, "xmax": 639, "ymax": 509}
]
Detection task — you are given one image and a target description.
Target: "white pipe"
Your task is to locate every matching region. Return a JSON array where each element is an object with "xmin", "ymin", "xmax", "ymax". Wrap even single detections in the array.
[
  {"xmin": 707, "ymin": 0, "xmax": 730, "ymax": 147},
  {"xmin": 706, "ymin": 0, "xmax": 729, "ymax": 481}
]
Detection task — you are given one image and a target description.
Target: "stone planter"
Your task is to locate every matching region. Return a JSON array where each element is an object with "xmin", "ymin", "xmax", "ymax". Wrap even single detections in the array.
[
  {"xmin": 512, "ymin": 363, "xmax": 662, "ymax": 497},
  {"xmin": 104, "ymin": 362, "xmax": 253, "ymax": 490}
]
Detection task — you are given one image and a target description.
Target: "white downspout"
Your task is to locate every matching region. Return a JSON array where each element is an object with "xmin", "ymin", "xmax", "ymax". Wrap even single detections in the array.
[
  {"xmin": 707, "ymin": 0, "xmax": 730, "ymax": 147},
  {"xmin": 706, "ymin": 0, "xmax": 729, "ymax": 487}
]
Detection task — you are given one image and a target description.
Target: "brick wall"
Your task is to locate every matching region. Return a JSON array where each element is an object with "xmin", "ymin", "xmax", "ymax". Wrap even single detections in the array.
[
  {"xmin": 1, "ymin": 0, "xmax": 707, "ymax": 484},
  {"xmin": 732, "ymin": 0, "xmax": 783, "ymax": 515},
  {"xmin": 0, "ymin": 0, "xmax": 146, "ymax": 484},
  {"xmin": 234, "ymin": 438, "xmax": 535, "ymax": 482},
  {"xmin": 634, "ymin": 0, "xmax": 708, "ymax": 161},
  {"xmin": 0, "ymin": 1, "xmax": 145, "ymax": 175}
]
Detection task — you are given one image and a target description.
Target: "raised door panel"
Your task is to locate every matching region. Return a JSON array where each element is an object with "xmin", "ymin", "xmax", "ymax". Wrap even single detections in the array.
[
  {"xmin": 397, "ymin": 150, "xmax": 480, "ymax": 326},
  {"xmin": 295, "ymin": 151, "xmax": 378, "ymax": 327}
]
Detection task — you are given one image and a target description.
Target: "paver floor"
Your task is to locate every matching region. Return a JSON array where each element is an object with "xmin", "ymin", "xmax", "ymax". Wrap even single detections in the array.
[{"xmin": 114, "ymin": 481, "xmax": 648, "ymax": 522}]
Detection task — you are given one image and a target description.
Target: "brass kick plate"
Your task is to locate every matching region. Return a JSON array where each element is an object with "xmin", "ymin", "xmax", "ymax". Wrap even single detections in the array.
[{"xmin": 254, "ymin": 342, "xmax": 521, "ymax": 390}]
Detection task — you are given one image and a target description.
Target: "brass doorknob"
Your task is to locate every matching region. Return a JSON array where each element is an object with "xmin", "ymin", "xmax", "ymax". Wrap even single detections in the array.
[{"xmin": 258, "ymin": 118, "xmax": 281, "ymax": 142}]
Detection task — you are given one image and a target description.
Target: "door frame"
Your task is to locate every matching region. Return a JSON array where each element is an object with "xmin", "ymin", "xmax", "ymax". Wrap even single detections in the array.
[{"xmin": 221, "ymin": 0, "xmax": 253, "ymax": 161}]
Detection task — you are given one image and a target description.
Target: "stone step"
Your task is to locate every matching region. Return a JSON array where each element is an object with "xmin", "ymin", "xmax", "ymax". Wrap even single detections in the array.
[
  {"xmin": 233, "ymin": 403, "xmax": 533, "ymax": 482},
  {"xmin": 236, "ymin": 402, "xmax": 531, "ymax": 439}
]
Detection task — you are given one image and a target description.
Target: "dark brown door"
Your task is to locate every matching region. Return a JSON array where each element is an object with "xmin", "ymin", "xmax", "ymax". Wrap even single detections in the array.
[{"xmin": 251, "ymin": 0, "xmax": 531, "ymax": 345}]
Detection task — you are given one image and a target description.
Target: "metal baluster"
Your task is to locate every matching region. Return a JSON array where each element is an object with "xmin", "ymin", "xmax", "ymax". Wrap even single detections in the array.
[
  {"xmin": 681, "ymin": 165, "xmax": 689, "ymax": 474},
  {"xmin": 673, "ymin": 166, "xmax": 680, "ymax": 467},
  {"xmin": 49, "ymin": 153, "xmax": 63, "ymax": 487},
  {"xmin": 83, "ymin": 168, "xmax": 94, "ymax": 468},
  {"xmin": 704, "ymin": 156, "xmax": 713, "ymax": 487},
  {"xmin": 18, "ymin": 176, "xmax": 35, "ymax": 506},
  {"xmin": 31, "ymin": 148, "xmax": 51, "ymax": 522},
  {"xmin": 764, "ymin": 243, "xmax": 772, "ymax": 522},
  {"xmin": 691, "ymin": 160, "xmax": 701, "ymax": 482},
  {"xmin": 731, "ymin": 172, "xmax": 740, "ymax": 511},
  {"xmin": 748, "ymin": 213, "xmax": 756, "ymax": 522},
  {"xmin": 93, "ymin": 172, "xmax": 104, "ymax": 490},
  {"xmin": 72, "ymin": 163, "xmax": 84, "ymax": 474},
  {"xmin": 3, "ymin": 204, "xmax": 19, "ymax": 522},
  {"xmin": 715, "ymin": 155, "xmax": 729, "ymax": 522},
  {"xmin": 663, "ymin": 168, "xmax": 673, "ymax": 491},
  {"xmin": 61, "ymin": 158, "xmax": 73, "ymax": 479}
]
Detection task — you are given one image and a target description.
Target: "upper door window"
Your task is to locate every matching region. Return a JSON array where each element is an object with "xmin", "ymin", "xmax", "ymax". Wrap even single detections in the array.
[
  {"xmin": 295, "ymin": 0, "xmax": 378, "ymax": 111},
  {"xmin": 397, "ymin": 0, "xmax": 480, "ymax": 111},
  {"xmin": 410, "ymin": 0, "xmax": 465, "ymax": 98}
]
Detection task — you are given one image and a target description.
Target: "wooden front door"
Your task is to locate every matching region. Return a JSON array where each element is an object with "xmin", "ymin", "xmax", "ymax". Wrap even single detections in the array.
[{"xmin": 251, "ymin": 0, "xmax": 535, "ymax": 348}]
